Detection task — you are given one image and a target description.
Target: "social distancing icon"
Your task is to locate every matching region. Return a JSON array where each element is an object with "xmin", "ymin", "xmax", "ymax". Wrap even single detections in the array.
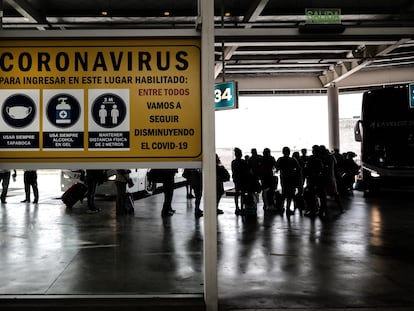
[{"xmin": 91, "ymin": 93, "xmax": 126, "ymax": 128}]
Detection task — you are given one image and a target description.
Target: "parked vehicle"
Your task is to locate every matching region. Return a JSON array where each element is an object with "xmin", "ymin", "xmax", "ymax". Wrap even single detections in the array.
[
  {"xmin": 60, "ymin": 169, "xmax": 148, "ymax": 196},
  {"xmin": 61, "ymin": 168, "xmax": 185, "ymax": 196},
  {"xmin": 354, "ymin": 84, "xmax": 414, "ymax": 194}
]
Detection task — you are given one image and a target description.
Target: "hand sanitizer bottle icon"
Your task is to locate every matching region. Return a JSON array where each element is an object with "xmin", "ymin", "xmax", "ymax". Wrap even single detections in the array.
[{"xmin": 56, "ymin": 97, "xmax": 71, "ymax": 124}]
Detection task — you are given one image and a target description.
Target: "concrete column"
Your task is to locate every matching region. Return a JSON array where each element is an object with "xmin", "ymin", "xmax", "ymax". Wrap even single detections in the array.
[
  {"xmin": 200, "ymin": 0, "xmax": 218, "ymax": 311},
  {"xmin": 327, "ymin": 84, "xmax": 340, "ymax": 151}
]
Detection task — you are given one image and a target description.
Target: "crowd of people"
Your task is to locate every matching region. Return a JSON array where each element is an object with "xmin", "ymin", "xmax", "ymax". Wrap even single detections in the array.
[
  {"xmin": 1, "ymin": 147, "xmax": 359, "ymax": 219},
  {"xmin": 229, "ymin": 145, "xmax": 360, "ymax": 218}
]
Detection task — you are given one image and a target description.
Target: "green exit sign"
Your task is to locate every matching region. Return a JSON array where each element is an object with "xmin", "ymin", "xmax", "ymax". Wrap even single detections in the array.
[
  {"xmin": 214, "ymin": 81, "xmax": 238, "ymax": 110},
  {"xmin": 306, "ymin": 8, "xmax": 341, "ymax": 24}
]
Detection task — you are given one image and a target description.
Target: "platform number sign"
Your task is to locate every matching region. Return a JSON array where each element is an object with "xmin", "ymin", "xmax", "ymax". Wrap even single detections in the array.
[
  {"xmin": 214, "ymin": 81, "xmax": 238, "ymax": 110},
  {"xmin": 410, "ymin": 83, "xmax": 414, "ymax": 109}
]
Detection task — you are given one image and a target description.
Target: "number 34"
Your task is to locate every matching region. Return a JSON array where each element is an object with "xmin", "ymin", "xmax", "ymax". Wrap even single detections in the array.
[{"xmin": 214, "ymin": 87, "xmax": 233, "ymax": 103}]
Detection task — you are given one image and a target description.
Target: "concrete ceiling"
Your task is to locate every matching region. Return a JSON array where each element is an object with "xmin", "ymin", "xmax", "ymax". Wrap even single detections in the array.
[{"xmin": 2, "ymin": 0, "xmax": 414, "ymax": 93}]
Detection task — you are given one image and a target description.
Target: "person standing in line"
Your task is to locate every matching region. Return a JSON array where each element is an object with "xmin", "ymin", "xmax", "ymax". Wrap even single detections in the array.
[
  {"xmin": 190, "ymin": 169, "xmax": 204, "ymax": 218},
  {"xmin": 115, "ymin": 169, "xmax": 131, "ymax": 215},
  {"xmin": 21, "ymin": 170, "xmax": 39, "ymax": 204},
  {"xmin": 0, "ymin": 169, "xmax": 11, "ymax": 204},
  {"xmin": 303, "ymin": 145, "xmax": 327, "ymax": 217},
  {"xmin": 340, "ymin": 151, "xmax": 360, "ymax": 194},
  {"xmin": 300, "ymin": 148, "xmax": 309, "ymax": 169},
  {"xmin": 216, "ymin": 154, "xmax": 229, "ymax": 214},
  {"xmin": 276, "ymin": 146, "xmax": 301, "ymax": 216},
  {"xmin": 182, "ymin": 168, "xmax": 195, "ymax": 199},
  {"xmin": 319, "ymin": 145, "xmax": 343, "ymax": 215},
  {"xmin": 231, "ymin": 147, "xmax": 249, "ymax": 215},
  {"xmin": 292, "ymin": 151, "xmax": 305, "ymax": 214},
  {"xmin": 292, "ymin": 151, "xmax": 305, "ymax": 195},
  {"xmin": 85, "ymin": 169, "xmax": 106, "ymax": 212},
  {"xmin": 260, "ymin": 148, "xmax": 277, "ymax": 210},
  {"xmin": 248, "ymin": 148, "xmax": 263, "ymax": 192},
  {"xmin": 159, "ymin": 169, "xmax": 178, "ymax": 217}
]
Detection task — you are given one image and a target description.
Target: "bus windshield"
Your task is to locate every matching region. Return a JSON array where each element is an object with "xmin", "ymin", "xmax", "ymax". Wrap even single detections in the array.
[{"xmin": 361, "ymin": 86, "xmax": 414, "ymax": 168}]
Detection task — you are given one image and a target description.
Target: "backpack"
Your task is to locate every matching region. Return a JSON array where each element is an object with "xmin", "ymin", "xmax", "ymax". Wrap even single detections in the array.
[{"xmin": 217, "ymin": 165, "xmax": 230, "ymax": 182}]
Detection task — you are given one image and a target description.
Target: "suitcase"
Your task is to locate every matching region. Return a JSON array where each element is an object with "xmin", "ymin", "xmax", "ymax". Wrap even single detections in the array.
[
  {"xmin": 293, "ymin": 193, "xmax": 305, "ymax": 212},
  {"xmin": 243, "ymin": 192, "xmax": 257, "ymax": 216},
  {"xmin": 303, "ymin": 186, "xmax": 319, "ymax": 216},
  {"xmin": 264, "ymin": 190, "xmax": 284, "ymax": 214},
  {"xmin": 62, "ymin": 182, "xmax": 87, "ymax": 208},
  {"xmin": 274, "ymin": 190, "xmax": 284, "ymax": 211}
]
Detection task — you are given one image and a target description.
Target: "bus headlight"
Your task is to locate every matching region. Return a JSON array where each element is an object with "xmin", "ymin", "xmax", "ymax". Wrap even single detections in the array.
[{"xmin": 370, "ymin": 171, "xmax": 380, "ymax": 178}]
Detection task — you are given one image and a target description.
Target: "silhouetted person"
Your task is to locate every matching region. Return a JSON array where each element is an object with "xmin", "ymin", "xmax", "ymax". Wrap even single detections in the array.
[
  {"xmin": 292, "ymin": 151, "xmax": 305, "ymax": 213},
  {"xmin": 303, "ymin": 145, "xmax": 326, "ymax": 217},
  {"xmin": 332, "ymin": 148, "xmax": 345, "ymax": 170},
  {"xmin": 182, "ymin": 169, "xmax": 195, "ymax": 199},
  {"xmin": 340, "ymin": 152, "xmax": 360, "ymax": 194},
  {"xmin": 248, "ymin": 148, "xmax": 263, "ymax": 190},
  {"xmin": 85, "ymin": 169, "xmax": 106, "ymax": 212},
  {"xmin": 260, "ymin": 148, "xmax": 277, "ymax": 210},
  {"xmin": 115, "ymin": 169, "xmax": 131, "ymax": 215},
  {"xmin": 21, "ymin": 170, "xmax": 39, "ymax": 204},
  {"xmin": 231, "ymin": 147, "xmax": 249, "ymax": 215},
  {"xmin": 159, "ymin": 169, "xmax": 178, "ymax": 217},
  {"xmin": 0, "ymin": 169, "xmax": 11, "ymax": 204},
  {"xmin": 320, "ymin": 145, "xmax": 343, "ymax": 215},
  {"xmin": 189, "ymin": 169, "xmax": 203, "ymax": 217},
  {"xmin": 292, "ymin": 151, "xmax": 304, "ymax": 195},
  {"xmin": 300, "ymin": 148, "xmax": 309, "ymax": 169},
  {"xmin": 276, "ymin": 146, "xmax": 301, "ymax": 216},
  {"xmin": 332, "ymin": 148, "xmax": 345, "ymax": 191},
  {"xmin": 216, "ymin": 154, "xmax": 229, "ymax": 214}
]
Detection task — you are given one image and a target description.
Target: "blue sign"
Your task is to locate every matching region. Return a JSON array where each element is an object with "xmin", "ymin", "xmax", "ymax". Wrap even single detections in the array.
[
  {"xmin": 214, "ymin": 81, "xmax": 238, "ymax": 110},
  {"xmin": 410, "ymin": 83, "xmax": 414, "ymax": 108}
]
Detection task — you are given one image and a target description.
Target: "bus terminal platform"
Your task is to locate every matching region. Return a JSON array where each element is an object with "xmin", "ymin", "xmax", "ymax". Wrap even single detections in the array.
[{"xmin": 0, "ymin": 171, "xmax": 414, "ymax": 311}]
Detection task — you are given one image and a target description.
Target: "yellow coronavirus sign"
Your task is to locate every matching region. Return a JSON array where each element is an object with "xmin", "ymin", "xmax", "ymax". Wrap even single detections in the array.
[{"xmin": 0, "ymin": 38, "xmax": 201, "ymax": 163}]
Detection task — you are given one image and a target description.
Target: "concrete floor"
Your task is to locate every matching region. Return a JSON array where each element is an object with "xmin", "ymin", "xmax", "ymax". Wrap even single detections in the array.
[{"xmin": 1, "ymin": 171, "xmax": 414, "ymax": 310}]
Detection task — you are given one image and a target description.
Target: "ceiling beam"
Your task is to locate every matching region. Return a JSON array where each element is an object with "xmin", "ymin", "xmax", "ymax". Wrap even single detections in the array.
[
  {"xmin": 242, "ymin": 0, "xmax": 270, "ymax": 27},
  {"xmin": 319, "ymin": 38, "xmax": 411, "ymax": 87},
  {"xmin": 224, "ymin": 66, "xmax": 414, "ymax": 92},
  {"xmin": 214, "ymin": 0, "xmax": 270, "ymax": 79},
  {"xmin": 215, "ymin": 27, "xmax": 414, "ymax": 40},
  {"xmin": 4, "ymin": 0, "xmax": 48, "ymax": 30}
]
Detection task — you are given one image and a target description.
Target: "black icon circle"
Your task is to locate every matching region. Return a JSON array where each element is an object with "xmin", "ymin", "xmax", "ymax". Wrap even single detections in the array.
[
  {"xmin": 91, "ymin": 93, "xmax": 126, "ymax": 129},
  {"xmin": 1, "ymin": 93, "xmax": 36, "ymax": 128},
  {"xmin": 46, "ymin": 93, "xmax": 81, "ymax": 128}
]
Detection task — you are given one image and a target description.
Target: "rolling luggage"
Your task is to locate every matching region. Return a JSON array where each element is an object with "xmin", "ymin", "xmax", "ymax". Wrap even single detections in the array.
[
  {"xmin": 61, "ymin": 182, "xmax": 87, "ymax": 208},
  {"xmin": 243, "ymin": 192, "xmax": 257, "ymax": 216},
  {"xmin": 264, "ymin": 189, "xmax": 284, "ymax": 214},
  {"xmin": 274, "ymin": 190, "xmax": 283, "ymax": 210},
  {"xmin": 303, "ymin": 186, "xmax": 319, "ymax": 216},
  {"xmin": 293, "ymin": 193, "xmax": 305, "ymax": 213}
]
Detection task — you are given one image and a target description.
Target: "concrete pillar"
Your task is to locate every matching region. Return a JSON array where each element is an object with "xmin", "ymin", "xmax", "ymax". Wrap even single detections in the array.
[
  {"xmin": 327, "ymin": 85, "xmax": 340, "ymax": 151},
  {"xmin": 200, "ymin": 0, "xmax": 218, "ymax": 311}
]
